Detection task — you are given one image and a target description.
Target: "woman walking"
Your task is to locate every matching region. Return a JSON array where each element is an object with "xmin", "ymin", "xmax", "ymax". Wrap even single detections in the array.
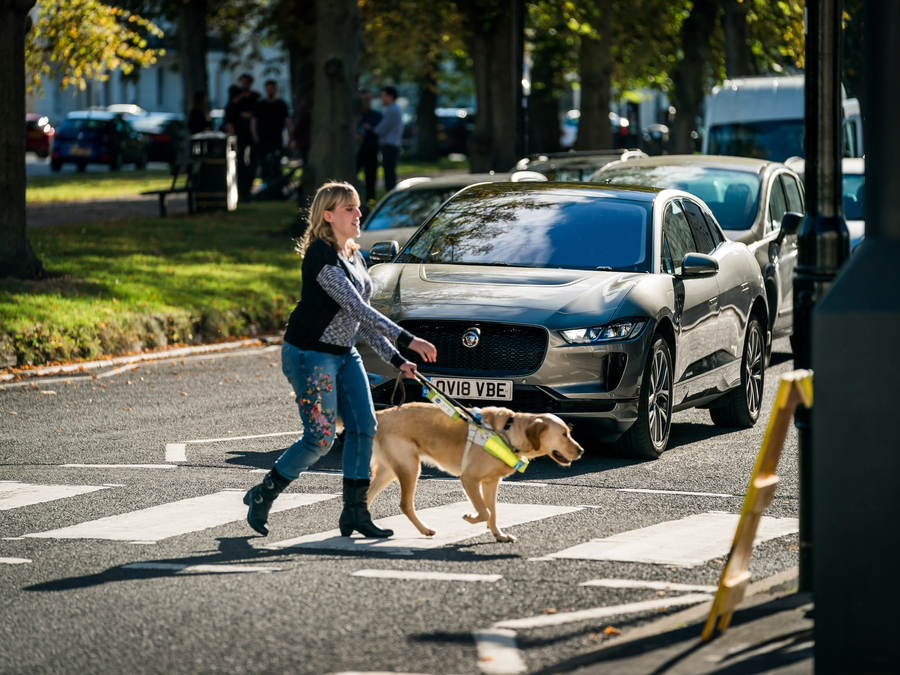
[{"xmin": 245, "ymin": 181, "xmax": 437, "ymax": 538}]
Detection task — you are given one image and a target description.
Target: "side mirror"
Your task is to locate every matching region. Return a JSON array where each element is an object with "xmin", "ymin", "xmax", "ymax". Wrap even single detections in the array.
[
  {"xmin": 369, "ymin": 240, "xmax": 399, "ymax": 264},
  {"xmin": 777, "ymin": 211, "xmax": 803, "ymax": 245},
  {"xmin": 680, "ymin": 252, "xmax": 719, "ymax": 277}
]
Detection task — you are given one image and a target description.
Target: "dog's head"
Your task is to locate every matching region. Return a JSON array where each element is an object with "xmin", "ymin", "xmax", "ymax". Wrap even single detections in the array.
[{"xmin": 480, "ymin": 408, "xmax": 584, "ymax": 467}]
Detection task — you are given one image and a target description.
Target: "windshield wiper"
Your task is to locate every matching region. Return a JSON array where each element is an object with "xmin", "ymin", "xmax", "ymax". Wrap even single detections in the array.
[
  {"xmin": 595, "ymin": 266, "xmax": 613, "ymax": 271},
  {"xmin": 490, "ymin": 261, "xmax": 509, "ymax": 266}
]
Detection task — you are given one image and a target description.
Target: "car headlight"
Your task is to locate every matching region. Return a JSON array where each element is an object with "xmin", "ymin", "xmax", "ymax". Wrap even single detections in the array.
[{"xmin": 560, "ymin": 319, "xmax": 647, "ymax": 344}]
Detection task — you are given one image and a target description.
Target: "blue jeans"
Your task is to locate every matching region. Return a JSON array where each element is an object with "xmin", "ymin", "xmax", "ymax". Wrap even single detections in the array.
[{"xmin": 275, "ymin": 343, "xmax": 377, "ymax": 481}]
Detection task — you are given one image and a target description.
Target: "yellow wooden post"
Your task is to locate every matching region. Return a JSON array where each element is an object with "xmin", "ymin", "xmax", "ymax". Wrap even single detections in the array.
[{"xmin": 701, "ymin": 369, "xmax": 814, "ymax": 642}]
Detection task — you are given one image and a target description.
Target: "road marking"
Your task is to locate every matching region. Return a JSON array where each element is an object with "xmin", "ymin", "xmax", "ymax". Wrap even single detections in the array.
[
  {"xmin": 547, "ymin": 512, "xmax": 798, "ymax": 567},
  {"xmin": 0, "ymin": 482, "xmax": 107, "ymax": 511},
  {"xmin": 24, "ymin": 491, "xmax": 337, "ymax": 542},
  {"xmin": 122, "ymin": 562, "xmax": 280, "ymax": 574},
  {"xmin": 185, "ymin": 431, "xmax": 302, "ymax": 444},
  {"xmin": 427, "ymin": 477, "xmax": 547, "ymax": 488},
  {"xmin": 494, "ymin": 593, "xmax": 713, "ymax": 630},
  {"xmin": 580, "ymin": 578, "xmax": 718, "ymax": 592},
  {"xmin": 0, "ymin": 557, "xmax": 32, "ymax": 564},
  {"xmin": 62, "ymin": 464, "xmax": 177, "ymax": 469},
  {"xmin": 351, "ymin": 569, "xmax": 502, "ymax": 583},
  {"xmin": 617, "ymin": 488, "xmax": 733, "ymax": 498},
  {"xmin": 474, "ymin": 629, "xmax": 526, "ymax": 675},
  {"xmin": 262, "ymin": 502, "xmax": 582, "ymax": 555},
  {"xmin": 165, "ymin": 444, "xmax": 187, "ymax": 462}
]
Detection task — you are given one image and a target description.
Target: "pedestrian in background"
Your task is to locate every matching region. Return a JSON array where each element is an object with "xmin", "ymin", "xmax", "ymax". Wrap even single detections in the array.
[
  {"xmin": 244, "ymin": 181, "xmax": 437, "ymax": 539},
  {"xmin": 251, "ymin": 79, "xmax": 294, "ymax": 182},
  {"xmin": 234, "ymin": 72, "xmax": 260, "ymax": 202},
  {"xmin": 369, "ymin": 86, "xmax": 403, "ymax": 192},
  {"xmin": 357, "ymin": 89, "xmax": 382, "ymax": 203},
  {"xmin": 187, "ymin": 90, "xmax": 211, "ymax": 135}
]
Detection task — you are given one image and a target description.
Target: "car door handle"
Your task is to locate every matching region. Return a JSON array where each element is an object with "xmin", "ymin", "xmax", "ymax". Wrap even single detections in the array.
[
  {"xmin": 741, "ymin": 282, "xmax": 750, "ymax": 293},
  {"xmin": 709, "ymin": 297, "xmax": 718, "ymax": 305}
]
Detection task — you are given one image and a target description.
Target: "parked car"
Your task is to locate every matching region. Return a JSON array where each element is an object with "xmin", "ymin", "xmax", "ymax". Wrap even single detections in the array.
[
  {"xmin": 593, "ymin": 155, "xmax": 803, "ymax": 349},
  {"xmin": 105, "ymin": 104, "xmax": 147, "ymax": 117},
  {"xmin": 130, "ymin": 112, "xmax": 186, "ymax": 165},
  {"xmin": 435, "ymin": 108, "xmax": 474, "ymax": 155},
  {"xmin": 785, "ymin": 156, "xmax": 865, "ymax": 251},
  {"xmin": 360, "ymin": 182, "xmax": 769, "ymax": 458},
  {"xmin": 513, "ymin": 149, "xmax": 648, "ymax": 182},
  {"xmin": 25, "ymin": 114, "xmax": 54, "ymax": 157},
  {"xmin": 51, "ymin": 111, "xmax": 148, "ymax": 172},
  {"xmin": 356, "ymin": 173, "xmax": 517, "ymax": 262}
]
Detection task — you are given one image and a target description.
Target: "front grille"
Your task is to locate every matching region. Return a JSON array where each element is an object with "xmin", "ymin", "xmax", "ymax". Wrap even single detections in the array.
[{"xmin": 398, "ymin": 320, "xmax": 547, "ymax": 376}]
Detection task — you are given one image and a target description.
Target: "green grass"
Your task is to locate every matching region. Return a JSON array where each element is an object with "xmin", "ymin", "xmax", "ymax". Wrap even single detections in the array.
[
  {"xmin": 1, "ymin": 202, "xmax": 303, "ymax": 366},
  {"xmin": 25, "ymin": 155, "xmax": 469, "ymax": 205}
]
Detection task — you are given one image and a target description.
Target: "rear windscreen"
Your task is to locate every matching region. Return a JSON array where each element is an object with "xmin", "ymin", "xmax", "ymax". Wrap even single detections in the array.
[
  {"xmin": 706, "ymin": 120, "xmax": 804, "ymax": 163},
  {"xmin": 57, "ymin": 119, "xmax": 111, "ymax": 134}
]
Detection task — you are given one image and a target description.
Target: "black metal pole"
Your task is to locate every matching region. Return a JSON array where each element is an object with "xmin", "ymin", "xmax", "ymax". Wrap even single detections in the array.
[
  {"xmin": 514, "ymin": 0, "xmax": 526, "ymax": 159},
  {"xmin": 813, "ymin": 3, "xmax": 900, "ymax": 670},
  {"xmin": 794, "ymin": 0, "xmax": 849, "ymax": 593}
]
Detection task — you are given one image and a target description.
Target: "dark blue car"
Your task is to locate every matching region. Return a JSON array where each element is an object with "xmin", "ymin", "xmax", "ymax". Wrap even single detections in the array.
[{"xmin": 51, "ymin": 111, "xmax": 148, "ymax": 172}]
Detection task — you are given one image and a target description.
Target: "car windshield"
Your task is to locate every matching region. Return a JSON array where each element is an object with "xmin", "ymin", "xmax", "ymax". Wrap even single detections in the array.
[
  {"xmin": 843, "ymin": 173, "xmax": 865, "ymax": 220},
  {"xmin": 57, "ymin": 118, "xmax": 110, "ymax": 134},
  {"xmin": 598, "ymin": 165, "xmax": 761, "ymax": 231},
  {"xmin": 706, "ymin": 119, "xmax": 804, "ymax": 163},
  {"xmin": 364, "ymin": 187, "xmax": 463, "ymax": 231},
  {"xmin": 395, "ymin": 188, "xmax": 652, "ymax": 272},
  {"xmin": 131, "ymin": 115, "xmax": 180, "ymax": 133}
]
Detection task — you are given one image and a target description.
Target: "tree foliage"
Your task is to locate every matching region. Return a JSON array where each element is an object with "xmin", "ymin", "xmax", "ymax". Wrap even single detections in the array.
[{"xmin": 25, "ymin": 0, "xmax": 164, "ymax": 93}]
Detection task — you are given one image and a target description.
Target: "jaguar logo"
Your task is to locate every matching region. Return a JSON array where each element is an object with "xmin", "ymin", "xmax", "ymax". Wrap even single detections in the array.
[{"xmin": 461, "ymin": 328, "xmax": 481, "ymax": 348}]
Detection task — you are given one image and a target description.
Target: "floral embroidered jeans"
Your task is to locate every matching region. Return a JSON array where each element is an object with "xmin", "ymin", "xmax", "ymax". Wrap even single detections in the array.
[{"xmin": 274, "ymin": 343, "xmax": 377, "ymax": 481}]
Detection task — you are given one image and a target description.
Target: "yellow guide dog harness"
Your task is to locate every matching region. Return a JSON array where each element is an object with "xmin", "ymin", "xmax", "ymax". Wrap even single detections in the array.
[{"xmin": 414, "ymin": 373, "xmax": 529, "ymax": 473}]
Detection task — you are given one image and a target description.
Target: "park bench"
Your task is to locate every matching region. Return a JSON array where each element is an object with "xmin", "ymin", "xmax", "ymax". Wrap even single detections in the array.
[{"xmin": 140, "ymin": 160, "xmax": 202, "ymax": 217}]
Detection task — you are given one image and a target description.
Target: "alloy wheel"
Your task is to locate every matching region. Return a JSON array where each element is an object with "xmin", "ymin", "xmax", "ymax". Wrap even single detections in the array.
[
  {"xmin": 745, "ymin": 326, "xmax": 763, "ymax": 417},
  {"xmin": 648, "ymin": 348, "xmax": 672, "ymax": 447}
]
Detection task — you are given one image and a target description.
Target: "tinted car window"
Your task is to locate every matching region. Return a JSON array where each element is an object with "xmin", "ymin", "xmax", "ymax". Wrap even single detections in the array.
[
  {"xmin": 681, "ymin": 199, "xmax": 717, "ymax": 254},
  {"xmin": 599, "ymin": 165, "xmax": 761, "ymax": 231},
  {"xmin": 706, "ymin": 119, "xmax": 805, "ymax": 163},
  {"xmin": 768, "ymin": 176, "xmax": 788, "ymax": 233},
  {"xmin": 57, "ymin": 118, "xmax": 111, "ymax": 135},
  {"xmin": 843, "ymin": 173, "xmax": 865, "ymax": 220},
  {"xmin": 397, "ymin": 189, "xmax": 652, "ymax": 272},
  {"xmin": 365, "ymin": 187, "xmax": 459, "ymax": 231},
  {"xmin": 782, "ymin": 173, "xmax": 804, "ymax": 213},
  {"xmin": 661, "ymin": 201, "xmax": 697, "ymax": 275}
]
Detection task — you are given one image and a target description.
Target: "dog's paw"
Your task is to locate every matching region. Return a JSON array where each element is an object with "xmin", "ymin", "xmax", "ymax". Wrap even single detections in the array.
[
  {"xmin": 423, "ymin": 528, "xmax": 436, "ymax": 537},
  {"xmin": 463, "ymin": 513, "xmax": 487, "ymax": 524},
  {"xmin": 493, "ymin": 531, "xmax": 518, "ymax": 543}
]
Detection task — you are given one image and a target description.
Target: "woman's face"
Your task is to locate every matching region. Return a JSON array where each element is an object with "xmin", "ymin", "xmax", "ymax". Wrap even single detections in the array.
[{"xmin": 324, "ymin": 197, "xmax": 362, "ymax": 242}]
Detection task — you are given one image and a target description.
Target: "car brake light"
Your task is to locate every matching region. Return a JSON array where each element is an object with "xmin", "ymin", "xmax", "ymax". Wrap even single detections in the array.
[{"xmin": 154, "ymin": 135, "xmax": 172, "ymax": 143}]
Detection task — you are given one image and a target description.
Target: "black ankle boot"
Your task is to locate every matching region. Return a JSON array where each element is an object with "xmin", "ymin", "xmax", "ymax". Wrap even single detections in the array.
[
  {"xmin": 243, "ymin": 468, "xmax": 291, "ymax": 536},
  {"xmin": 339, "ymin": 478, "xmax": 393, "ymax": 538}
]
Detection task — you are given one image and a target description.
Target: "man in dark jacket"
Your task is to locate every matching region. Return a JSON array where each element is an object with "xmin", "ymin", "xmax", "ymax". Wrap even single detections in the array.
[{"xmin": 357, "ymin": 89, "xmax": 382, "ymax": 203}]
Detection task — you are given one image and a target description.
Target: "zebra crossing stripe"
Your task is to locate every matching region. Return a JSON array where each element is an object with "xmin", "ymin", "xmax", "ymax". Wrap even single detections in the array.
[
  {"xmin": 474, "ymin": 629, "xmax": 527, "ymax": 674},
  {"xmin": 580, "ymin": 578, "xmax": 718, "ymax": 592},
  {"xmin": 547, "ymin": 512, "xmax": 799, "ymax": 567},
  {"xmin": 0, "ymin": 482, "xmax": 107, "ymax": 511},
  {"xmin": 0, "ymin": 557, "xmax": 32, "ymax": 565},
  {"xmin": 351, "ymin": 569, "xmax": 502, "ymax": 583},
  {"xmin": 23, "ymin": 491, "xmax": 337, "ymax": 542},
  {"xmin": 262, "ymin": 502, "xmax": 583, "ymax": 555}
]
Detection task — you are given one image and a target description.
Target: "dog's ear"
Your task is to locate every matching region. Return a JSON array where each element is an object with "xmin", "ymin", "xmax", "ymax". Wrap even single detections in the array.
[{"xmin": 525, "ymin": 418, "xmax": 548, "ymax": 451}]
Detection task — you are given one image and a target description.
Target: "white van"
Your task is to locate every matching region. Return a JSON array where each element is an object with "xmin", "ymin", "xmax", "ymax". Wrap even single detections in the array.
[{"xmin": 702, "ymin": 76, "xmax": 863, "ymax": 162}]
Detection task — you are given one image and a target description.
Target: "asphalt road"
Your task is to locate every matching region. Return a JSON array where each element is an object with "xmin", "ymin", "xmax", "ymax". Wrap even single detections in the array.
[{"xmin": 0, "ymin": 340, "xmax": 800, "ymax": 675}]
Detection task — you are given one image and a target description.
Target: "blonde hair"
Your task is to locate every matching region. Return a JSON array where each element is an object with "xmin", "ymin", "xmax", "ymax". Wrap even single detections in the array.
[{"xmin": 297, "ymin": 181, "xmax": 362, "ymax": 255}]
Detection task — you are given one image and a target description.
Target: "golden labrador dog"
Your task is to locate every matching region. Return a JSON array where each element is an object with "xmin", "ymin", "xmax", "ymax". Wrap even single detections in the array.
[{"xmin": 367, "ymin": 402, "xmax": 584, "ymax": 542}]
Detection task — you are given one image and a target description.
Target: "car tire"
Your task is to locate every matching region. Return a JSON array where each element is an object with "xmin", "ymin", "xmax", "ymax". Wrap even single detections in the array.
[
  {"xmin": 76, "ymin": 162, "xmax": 87, "ymax": 173},
  {"xmin": 613, "ymin": 335, "xmax": 673, "ymax": 460},
  {"xmin": 50, "ymin": 158, "xmax": 62, "ymax": 172},
  {"xmin": 710, "ymin": 316, "xmax": 765, "ymax": 428}
]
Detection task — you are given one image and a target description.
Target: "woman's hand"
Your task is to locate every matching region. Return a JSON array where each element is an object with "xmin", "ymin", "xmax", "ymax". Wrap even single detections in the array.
[
  {"xmin": 400, "ymin": 361, "xmax": 418, "ymax": 379},
  {"xmin": 409, "ymin": 337, "xmax": 437, "ymax": 363}
]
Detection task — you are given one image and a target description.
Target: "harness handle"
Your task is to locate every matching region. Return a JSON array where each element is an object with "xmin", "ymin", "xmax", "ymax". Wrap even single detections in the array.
[{"xmin": 390, "ymin": 372, "xmax": 407, "ymax": 408}]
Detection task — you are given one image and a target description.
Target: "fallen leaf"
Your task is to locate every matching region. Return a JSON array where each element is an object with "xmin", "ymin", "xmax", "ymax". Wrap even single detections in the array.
[
  {"xmin": 542, "ymin": 608, "xmax": 558, "ymax": 614},
  {"xmin": 713, "ymin": 558, "xmax": 725, "ymax": 563},
  {"xmin": 8, "ymin": 411, "xmax": 17, "ymax": 415},
  {"xmin": 123, "ymin": 407, "xmax": 131, "ymax": 411},
  {"xmin": 54, "ymin": 430, "xmax": 59, "ymax": 433},
  {"xmin": 788, "ymin": 546, "xmax": 799, "ymax": 551},
  {"xmin": 179, "ymin": 392, "xmax": 188, "ymax": 396},
  {"xmin": 479, "ymin": 657, "xmax": 494, "ymax": 662},
  {"xmin": 269, "ymin": 363, "xmax": 277, "ymax": 367},
  {"xmin": 125, "ymin": 381, "xmax": 133, "ymax": 385},
  {"xmin": 224, "ymin": 379, "xmax": 229, "ymax": 382},
  {"xmin": 236, "ymin": 379, "xmax": 243, "ymax": 382},
  {"xmin": 40, "ymin": 390, "xmax": 57, "ymax": 395},
  {"xmin": 603, "ymin": 626, "xmax": 623, "ymax": 636},
  {"xmin": 656, "ymin": 591, "xmax": 666, "ymax": 596},
  {"xmin": 658, "ymin": 608, "xmax": 665, "ymax": 613},
  {"xmin": 255, "ymin": 374, "xmax": 262, "ymax": 378}
]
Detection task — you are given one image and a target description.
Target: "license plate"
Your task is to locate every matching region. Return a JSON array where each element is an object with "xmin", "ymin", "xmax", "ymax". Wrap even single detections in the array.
[
  {"xmin": 424, "ymin": 377, "xmax": 513, "ymax": 401},
  {"xmin": 68, "ymin": 145, "xmax": 91, "ymax": 156}
]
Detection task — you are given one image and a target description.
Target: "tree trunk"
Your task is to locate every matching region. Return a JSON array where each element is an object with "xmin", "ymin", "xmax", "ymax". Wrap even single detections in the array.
[
  {"xmin": 178, "ymin": 0, "xmax": 209, "ymax": 121},
  {"xmin": 0, "ymin": 0, "xmax": 43, "ymax": 280},
  {"xmin": 670, "ymin": 0, "xmax": 717, "ymax": 154},
  {"xmin": 575, "ymin": 2, "xmax": 613, "ymax": 152},
  {"xmin": 466, "ymin": 29, "xmax": 493, "ymax": 173},
  {"xmin": 527, "ymin": 38, "xmax": 561, "ymax": 155},
  {"xmin": 488, "ymin": 8, "xmax": 517, "ymax": 170},
  {"xmin": 416, "ymin": 68, "xmax": 440, "ymax": 161},
  {"xmin": 301, "ymin": 0, "xmax": 360, "ymax": 198},
  {"xmin": 723, "ymin": 0, "xmax": 753, "ymax": 78}
]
